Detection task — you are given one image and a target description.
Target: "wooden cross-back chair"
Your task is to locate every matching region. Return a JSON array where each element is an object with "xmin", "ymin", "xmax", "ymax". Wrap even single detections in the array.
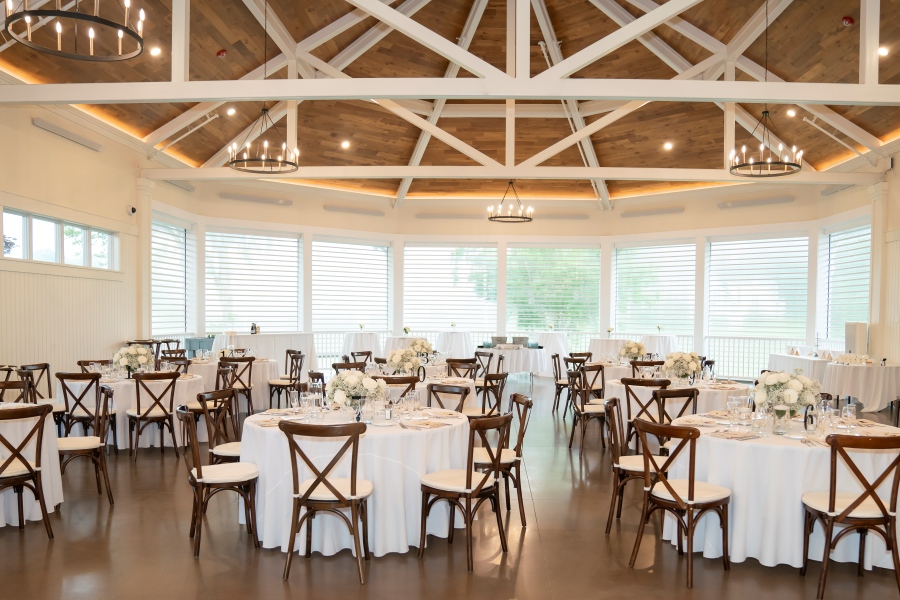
[
  {"xmin": 373, "ymin": 357, "xmax": 387, "ymax": 366},
  {"xmin": 621, "ymin": 377, "xmax": 671, "ymax": 452},
  {"xmin": 163, "ymin": 357, "xmax": 191, "ymax": 374},
  {"xmin": 570, "ymin": 352, "xmax": 593, "ymax": 362},
  {"xmin": 307, "ymin": 371, "xmax": 326, "ymax": 388},
  {"xmin": 0, "ymin": 379, "xmax": 30, "ymax": 404},
  {"xmin": 565, "ymin": 363, "xmax": 605, "ymax": 415},
  {"xmin": 446, "ymin": 359, "xmax": 476, "ymax": 379},
  {"xmin": 194, "ymin": 389, "xmax": 242, "ymax": 464},
  {"xmin": 77, "ymin": 359, "xmax": 112, "ymax": 373},
  {"xmin": 426, "ymin": 383, "xmax": 469, "ymax": 412},
  {"xmin": 176, "ymin": 405, "xmax": 259, "ymax": 558},
  {"xmin": 567, "ymin": 369, "xmax": 606, "ymax": 452},
  {"xmin": 473, "ymin": 351, "xmax": 493, "ymax": 379},
  {"xmin": 332, "ymin": 362, "xmax": 366, "ymax": 375},
  {"xmin": 0, "ymin": 403, "xmax": 54, "ymax": 539},
  {"xmin": 219, "ymin": 357, "xmax": 255, "ymax": 415},
  {"xmin": 351, "ymin": 351, "xmax": 373, "ymax": 365},
  {"xmin": 270, "ymin": 351, "xmax": 305, "ymax": 409},
  {"xmin": 215, "ymin": 365, "xmax": 235, "ymax": 391},
  {"xmin": 16, "ymin": 366, "xmax": 64, "ymax": 435},
  {"xmin": 654, "ymin": 388, "xmax": 699, "ymax": 453},
  {"xmin": 56, "ymin": 384, "xmax": 115, "ymax": 505},
  {"xmin": 419, "ymin": 412, "xmax": 512, "ymax": 571},
  {"xmin": 800, "ymin": 434, "xmax": 900, "ymax": 599},
  {"xmin": 56, "ymin": 372, "xmax": 119, "ymax": 452},
  {"xmin": 376, "ymin": 375, "xmax": 417, "ymax": 398},
  {"xmin": 630, "ymin": 360, "xmax": 665, "ymax": 378},
  {"xmin": 628, "ymin": 418, "xmax": 731, "ymax": 589},
  {"xmin": 563, "ymin": 356, "xmax": 586, "ymax": 375},
  {"xmin": 551, "ymin": 353, "xmax": 568, "ymax": 413},
  {"xmin": 128, "ymin": 372, "xmax": 180, "ymax": 461},
  {"xmin": 462, "ymin": 372, "xmax": 507, "ymax": 419},
  {"xmin": 279, "ymin": 421, "xmax": 372, "ymax": 583},
  {"xmin": 160, "ymin": 349, "xmax": 186, "ymax": 359}
]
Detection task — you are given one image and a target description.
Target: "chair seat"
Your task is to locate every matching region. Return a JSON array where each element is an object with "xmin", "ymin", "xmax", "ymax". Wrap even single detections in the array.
[
  {"xmin": 58, "ymin": 436, "xmax": 103, "ymax": 451},
  {"xmin": 802, "ymin": 491, "xmax": 888, "ymax": 519},
  {"xmin": 556, "ymin": 379, "xmax": 568, "ymax": 386},
  {"xmin": 615, "ymin": 454, "xmax": 663, "ymax": 473},
  {"xmin": 651, "ymin": 479, "xmax": 731, "ymax": 504},
  {"xmin": 211, "ymin": 442, "xmax": 242, "ymax": 457},
  {"xmin": 269, "ymin": 379, "xmax": 293, "ymax": 386},
  {"xmin": 474, "ymin": 378, "xmax": 485, "ymax": 387},
  {"xmin": 184, "ymin": 400, "xmax": 203, "ymax": 411},
  {"xmin": 421, "ymin": 469, "xmax": 495, "ymax": 494},
  {"xmin": 460, "ymin": 406, "xmax": 495, "ymax": 417},
  {"xmin": 575, "ymin": 404, "xmax": 605, "ymax": 415},
  {"xmin": 296, "ymin": 477, "xmax": 373, "ymax": 501},
  {"xmin": 191, "ymin": 462, "xmax": 258, "ymax": 484},
  {"xmin": 0, "ymin": 458, "xmax": 39, "ymax": 477},
  {"xmin": 36, "ymin": 399, "xmax": 66, "ymax": 413},
  {"xmin": 472, "ymin": 447, "xmax": 517, "ymax": 465},
  {"xmin": 125, "ymin": 407, "xmax": 170, "ymax": 418},
  {"xmin": 232, "ymin": 382, "xmax": 251, "ymax": 390}
]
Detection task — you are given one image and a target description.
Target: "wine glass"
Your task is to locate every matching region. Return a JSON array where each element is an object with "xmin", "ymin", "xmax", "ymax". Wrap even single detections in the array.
[
  {"xmin": 289, "ymin": 390, "xmax": 299, "ymax": 414},
  {"xmin": 300, "ymin": 392, "xmax": 311, "ymax": 421},
  {"xmin": 841, "ymin": 404, "xmax": 857, "ymax": 434}
]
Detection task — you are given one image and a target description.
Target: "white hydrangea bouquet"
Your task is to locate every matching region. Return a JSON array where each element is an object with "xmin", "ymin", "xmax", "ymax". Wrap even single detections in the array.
[
  {"xmin": 406, "ymin": 337, "xmax": 433, "ymax": 355},
  {"xmin": 664, "ymin": 351, "xmax": 702, "ymax": 378},
  {"xmin": 326, "ymin": 371, "xmax": 387, "ymax": 406},
  {"xmin": 114, "ymin": 344, "xmax": 152, "ymax": 371},
  {"xmin": 387, "ymin": 347, "xmax": 422, "ymax": 374},
  {"xmin": 753, "ymin": 370, "xmax": 822, "ymax": 412},
  {"xmin": 619, "ymin": 340, "xmax": 646, "ymax": 360}
]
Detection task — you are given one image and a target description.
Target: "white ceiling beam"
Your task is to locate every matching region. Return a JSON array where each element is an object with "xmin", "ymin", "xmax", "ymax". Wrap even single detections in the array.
[
  {"xmin": 860, "ymin": 0, "xmax": 880, "ymax": 85},
  {"xmin": 521, "ymin": 54, "xmax": 721, "ymax": 168},
  {"xmin": 343, "ymin": 0, "xmax": 508, "ymax": 79},
  {"xmin": 297, "ymin": 0, "xmax": 400, "ymax": 51},
  {"xmin": 536, "ymin": 0, "xmax": 704, "ymax": 80},
  {"xmin": 724, "ymin": 0, "xmax": 793, "ymax": 59},
  {"xmin": 328, "ymin": 0, "xmax": 433, "ymax": 69},
  {"xmin": 241, "ymin": 0, "xmax": 297, "ymax": 60},
  {"xmin": 515, "ymin": 0, "xmax": 530, "ymax": 79},
  {"xmin": 724, "ymin": 59, "xmax": 735, "ymax": 170},
  {"xmin": 506, "ymin": 0, "xmax": 517, "ymax": 167},
  {"xmin": 286, "ymin": 61, "xmax": 298, "ymax": 154},
  {"xmin": 623, "ymin": 0, "xmax": 723, "ymax": 53},
  {"xmin": 141, "ymin": 165, "xmax": 883, "ymax": 186},
  {"xmin": 202, "ymin": 102, "xmax": 289, "ymax": 167},
  {"xmin": 171, "ymin": 0, "xmax": 190, "ymax": 83}
]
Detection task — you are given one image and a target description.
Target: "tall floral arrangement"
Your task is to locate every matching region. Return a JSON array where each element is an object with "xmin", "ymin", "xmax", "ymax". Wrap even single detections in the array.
[
  {"xmin": 387, "ymin": 347, "xmax": 422, "ymax": 374},
  {"xmin": 753, "ymin": 371, "xmax": 822, "ymax": 412},
  {"xmin": 406, "ymin": 338, "xmax": 433, "ymax": 355},
  {"xmin": 664, "ymin": 351, "xmax": 701, "ymax": 378},
  {"xmin": 114, "ymin": 344, "xmax": 152, "ymax": 371},
  {"xmin": 326, "ymin": 371, "xmax": 387, "ymax": 405},
  {"xmin": 619, "ymin": 340, "xmax": 646, "ymax": 360}
]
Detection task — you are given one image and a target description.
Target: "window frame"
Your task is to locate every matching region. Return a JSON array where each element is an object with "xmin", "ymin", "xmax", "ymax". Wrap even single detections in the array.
[{"xmin": 2, "ymin": 208, "xmax": 116, "ymax": 270}]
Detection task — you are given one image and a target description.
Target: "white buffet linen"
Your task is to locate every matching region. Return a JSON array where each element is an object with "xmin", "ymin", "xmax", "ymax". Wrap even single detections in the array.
[
  {"xmin": 588, "ymin": 338, "xmax": 623, "ymax": 358},
  {"xmin": 383, "ymin": 336, "xmax": 416, "ymax": 356},
  {"xmin": 0, "ymin": 404, "xmax": 63, "ymax": 526},
  {"xmin": 605, "ymin": 379, "xmax": 749, "ymax": 420},
  {"xmin": 640, "ymin": 334, "xmax": 679, "ymax": 357},
  {"xmin": 188, "ymin": 359, "xmax": 279, "ymax": 412},
  {"xmin": 483, "ymin": 348, "xmax": 549, "ymax": 375},
  {"xmin": 437, "ymin": 331, "xmax": 473, "ymax": 359},
  {"xmin": 239, "ymin": 411, "xmax": 469, "ymax": 556},
  {"xmin": 342, "ymin": 332, "xmax": 382, "ymax": 358},
  {"xmin": 663, "ymin": 424, "xmax": 900, "ymax": 569},
  {"xmin": 768, "ymin": 353, "xmax": 830, "ymax": 382},
  {"xmin": 56, "ymin": 376, "xmax": 205, "ymax": 449},
  {"xmin": 211, "ymin": 332, "xmax": 318, "ymax": 379},
  {"xmin": 822, "ymin": 363, "xmax": 900, "ymax": 413}
]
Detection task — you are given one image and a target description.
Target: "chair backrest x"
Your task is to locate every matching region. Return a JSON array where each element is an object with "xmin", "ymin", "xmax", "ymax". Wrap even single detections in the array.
[
  {"xmin": 0, "ymin": 403, "xmax": 52, "ymax": 480},
  {"xmin": 825, "ymin": 434, "xmax": 900, "ymax": 523},
  {"xmin": 464, "ymin": 413, "xmax": 512, "ymax": 496},
  {"xmin": 427, "ymin": 384, "xmax": 468, "ymax": 412},
  {"xmin": 220, "ymin": 357, "xmax": 254, "ymax": 390},
  {"xmin": 634, "ymin": 418, "xmax": 700, "ymax": 510},
  {"xmin": 377, "ymin": 375, "xmax": 417, "ymax": 397},
  {"xmin": 133, "ymin": 372, "xmax": 179, "ymax": 419},
  {"xmin": 279, "ymin": 421, "xmax": 366, "ymax": 506},
  {"xmin": 56, "ymin": 372, "xmax": 101, "ymax": 421}
]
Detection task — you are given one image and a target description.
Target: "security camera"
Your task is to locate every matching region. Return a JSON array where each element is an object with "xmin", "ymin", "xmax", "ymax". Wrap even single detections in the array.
[{"xmin": 127, "ymin": 206, "xmax": 137, "ymax": 216}]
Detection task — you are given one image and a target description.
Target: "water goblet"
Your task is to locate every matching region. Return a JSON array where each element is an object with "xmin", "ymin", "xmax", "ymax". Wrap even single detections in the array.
[
  {"xmin": 737, "ymin": 396, "xmax": 753, "ymax": 429},
  {"xmin": 726, "ymin": 398, "xmax": 741, "ymax": 429},
  {"xmin": 828, "ymin": 408, "xmax": 841, "ymax": 435},
  {"xmin": 288, "ymin": 390, "xmax": 299, "ymax": 414},
  {"xmin": 841, "ymin": 405, "xmax": 857, "ymax": 434}
]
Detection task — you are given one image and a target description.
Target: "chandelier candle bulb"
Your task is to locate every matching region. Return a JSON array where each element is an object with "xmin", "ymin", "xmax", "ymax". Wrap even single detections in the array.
[
  {"xmin": 25, "ymin": 15, "xmax": 31, "ymax": 41},
  {"xmin": 117, "ymin": 29, "xmax": 122, "ymax": 55},
  {"xmin": 56, "ymin": 21, "xmax": 61, "ymax": 51},
  {"xmin": 89, "ymin": 28, "xmax": 94, "ymax": 55},
  {"xmin": 94, "ymin": 0, "xmax": 98, "ymax": 16},
  {"xmin": 124, "ymin": 0, "xmax": 130, "ymax": 27}
]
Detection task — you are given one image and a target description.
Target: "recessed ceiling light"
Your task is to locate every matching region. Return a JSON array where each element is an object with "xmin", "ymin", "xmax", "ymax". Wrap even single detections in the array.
[
  {"xmin": 878, "ymin": 46, "xmax": 889, "ymax": 56},
  {"xmin": 341, "ymin": 140, "xmax": 350, "ymax": 149},
  {"xmin": 149, "ymin": 47, "xmax": 161, "ymax": 56},
  {"xmin": 226, "ymin": 108, "xmax": 236, "ymax": 116},
  {"xmin": 663, "ymin": 141, "xmax": 673, "ymax": 150},
  {"xmin": 786, "ymin": 109, "xmax": 796, "ymax": 117}
]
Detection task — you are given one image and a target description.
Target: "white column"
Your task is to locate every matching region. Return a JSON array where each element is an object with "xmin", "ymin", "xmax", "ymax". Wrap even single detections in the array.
[
  {"xmin": 806, "ymin": 222, "xmax": 819, "ymax": 346},
  {"xmin": 496, "ymin": 241, "xmax": 507, "ymax": 335},
  {"xmin": 135, "ymin": 178, "xmax": 155, "ymax": 338},
  {"xmin": 193, "ymin": 221, "xmax": 206, "ymax": 335},
  {"xmin": 303, "ymin": 234, "xmax": 313, "ymax": 331},
  {"xmin": 171, "ymin": 0, "xmax": 190, "ymax": 83},
  {"xmin": 600, "ymin": 240, "xmax": 613, "ymax": 334},
  {"xmin": 392, "ymin": 241, "xmax": 404, "ymax": 335},
  {"xmin": 693, "ymin": 236, "xmax": 706, "ymax": 355},
  {"xmin": 867, "ymin": 181, "xmax": 889, "ymax": 356}
]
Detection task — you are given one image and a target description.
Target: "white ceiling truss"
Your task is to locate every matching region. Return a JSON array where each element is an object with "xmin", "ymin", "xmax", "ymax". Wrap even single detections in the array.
[{"xmin": 1, "ymin": 0, "xmax": 893, "ymax": 205}]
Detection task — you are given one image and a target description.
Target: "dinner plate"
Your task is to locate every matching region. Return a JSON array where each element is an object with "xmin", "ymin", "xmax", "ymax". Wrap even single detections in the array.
[{"xmin": 370, "ymin": 421, "xmax": 397, "ymax": 427}]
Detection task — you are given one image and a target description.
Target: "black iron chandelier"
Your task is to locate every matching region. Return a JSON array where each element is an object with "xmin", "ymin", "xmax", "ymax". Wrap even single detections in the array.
[
  {"xmin": 4, "ymin": 0, "xmax": 146, "ymax": 62},
  {"xmin": 487, "ymin": 181, "xmax": 533, "ymax": 223}
]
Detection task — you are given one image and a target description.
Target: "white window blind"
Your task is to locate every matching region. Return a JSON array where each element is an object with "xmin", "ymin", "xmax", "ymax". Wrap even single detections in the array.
[
  {"xmin": 205, "ymin": 231, "xmax": 300, "ymax": 333},
  {"xmin": 151, "ymin": 220, "xmax": 189, "ymax": 335},
  {"xmin": 506, "ymin": 246, "xmax": 601, "ymax": 332},
  {"xmin": 311, "ymin": 240, "xmax": 390, "ymax": 331},
  {"xmin": 403, "ymin": 244, "xmax": 497, "ymax": 332},
  {"xmin": 707, "ymin": 236, "xmax": 809, "ymax": 338},
  {"xmin": 824, "ymin": 225, "xmax": 871, "ymax": 340},
  {"xmin": 614, "ymin": 243, "xmax": 696, "ymax": 335}
]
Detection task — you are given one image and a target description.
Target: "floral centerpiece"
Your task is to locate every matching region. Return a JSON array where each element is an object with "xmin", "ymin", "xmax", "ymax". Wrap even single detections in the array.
[
  {"xmin": 619, "ymin": 340, "xmax": 646, "ymax": 360},
  {"xmin": 387, "ymin": 347, "xmax": 422, "ymax": 374},
  {"xmin": 114, "ymin": 344, "xmax": 152, "ymax": 373},
  {"xmin": 326, "ymin": 371, "xmax": 387, "ymax": 406},
  {"xmin": 406, "ymin": 337, "xmax": 433, "ymax": 355},
  {"xmin": 753, "ymin": 370, "xmax": 822, "ymax": 413},
  {"xmin": 664, "ymin": 351, "xmax": 701, "ymax": 379},
  {"xmin": 403, "ymin": 326, "xmax": 410, "ymax": 335},
  {"xmin": 607, "ymin": 327, "xmax": 613, "ymax": 338}
]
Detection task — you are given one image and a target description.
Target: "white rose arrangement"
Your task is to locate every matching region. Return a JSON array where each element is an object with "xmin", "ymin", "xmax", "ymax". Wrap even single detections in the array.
[
  {"xmin": 403, "ymin": 326, "xmax": 410, "ymax": 335},
  {"xmin": 113, "ymin": 344, "xmax": 152, "ymax": 371},
  {"xmin": 619, "ymin": 340, "xmax": 646, "ymax": 360},
  {"xmin": 387, "ymin": 347, "xmax": 422, "ymax": 374},
  {"xmin": 607, "ymin": 327, "xmax": 613, "ymax": 338},
  {"xmin": 753, "ymin": 370, "xmax": 822, "ymax": 412},
  {"xmin": 406, "ymin": 337, "xmax": 433, "ymax": 355},
  {"xmin": 664, "ymin": 351, "xmax": 702, "ymax": 378},
  {"xmin": 326, "ymin": 371, "xmax": 387, "ymax": 406}
]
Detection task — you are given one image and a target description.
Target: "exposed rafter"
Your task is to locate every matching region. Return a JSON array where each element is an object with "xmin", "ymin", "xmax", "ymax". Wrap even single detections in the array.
[{"xmin": 724, "ymin": 0, "xmax": 793, "ymax": 59}]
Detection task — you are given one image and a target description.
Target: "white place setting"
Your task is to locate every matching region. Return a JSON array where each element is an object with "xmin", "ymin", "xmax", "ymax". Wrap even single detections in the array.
[{"xmin": 211, "ymin": 332, "xmax": 319, "ymax": 377}]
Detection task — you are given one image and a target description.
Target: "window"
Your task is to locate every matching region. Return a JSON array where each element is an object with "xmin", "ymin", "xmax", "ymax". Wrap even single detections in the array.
[
  {"xmin": 403, "ymin": 244, "xmax": 497, "ymax": 332},
  {"xmin": 312, "ymin": 239, "xmax": 390, "ymax": 331},
  {"xmin": 614, "ymin": 243, "xmax": 696, "ymax": 335},
  {"xmin": 506, "ymin": 246, "xmax": 601, "ymax": 332},
  {"xmin": 206, "ymin": 231, "xmax": 300, "ymax": 333},
  {"xmin": 824, "ymin": 225, "xmax": 871, "ymax": 340},
  {"xmin": 707, "ymin": 236, "xmax": 809, "ymax": 338},
  {"xmin": 3, "ymin": 211, "xmax": 25, "ymax": 259},
  {"xmin": 91, "ymin": 230, "xmax": 111, "ymax": 269},
  {"xmin": 2, "ymin": 209, "xmax": 114, "ymax": 269},
  {"xmin": 32, "ymin": 217, "xmax": 58, "ymax": 262},
  {"xmin": 63, "ymin": 224, "xmax": 85, "ymax": 266},
  {"xmin": 151, "ymin": 220, "xmax": 191, "ymax": 336}
]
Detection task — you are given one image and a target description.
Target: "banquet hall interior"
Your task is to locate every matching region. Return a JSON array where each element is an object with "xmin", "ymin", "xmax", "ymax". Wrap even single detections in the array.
[{"xmin": 3, "ymin": 0, "xmax": 900, "ymax": 598}]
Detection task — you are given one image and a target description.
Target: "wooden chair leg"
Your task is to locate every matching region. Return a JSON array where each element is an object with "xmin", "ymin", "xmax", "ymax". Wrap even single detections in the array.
[
  {"xmin": 351, "ymin": 502, "xmax": 366, "ymax": 584},
  {"xmin": 721, "ymin": 503, "xmax": 730, "ymax": 571},
  {"xmin": 514, "ymin": 465, "xmax": 526, "ymax": 527},
  {"xmin": 283, "ymin": 500, "xmax": 301, "ymax": 579},
  {"xmin": 493, "ymin": 491, "xmax": 508, "ymax": 553},
  {"xmin": 686, "ymin": 507, "xmax": 695, "ymax": 588},
  {"xmin": 193, "ymin": 486, "xmax": 204, "ymax": 558},
  {"xmin": 568, "ymin": 414, "xmax": 578, "ymax": 449},
  {"xmin": 417, "ymin": 492, "xmax": 429, "ymax": 558},
  {"xmin": 465, "ymin": 498, "xmax": 474, "ymax": 572},
  {"xmin": 248, "ymin": 481, "xmax": 260, "ymax": 548},
  {"xmin": 361, "ymin": 500, "xmax": 371, "ymax": 560},
  {"xmin": 817, "ymin": 519, "xmax": 835, "ymax": 600},
  {"xmin": 889, "ymin": 517, "xmax": 900, "ymax": 595},
  {"xmin": 800, "ymin": 510, "xmax": 812, "ymax": 576},
  {"xmin": 628, "ymin": 494, "xmax": 651, "ymax": 568},
  {"xmin": 605, "ymin": 474, "xmax": 621, "ymax": 535},
  {"xmin": 111, "ymin": 419, "xmax": 119, "ymax": 455},
  {"xmin": 858, "ymin": 529, "xmax": 867, "ymax": 577},
  {"xmin": 101, "ymin": 453, "xmax": 114, "ymax": 505}
]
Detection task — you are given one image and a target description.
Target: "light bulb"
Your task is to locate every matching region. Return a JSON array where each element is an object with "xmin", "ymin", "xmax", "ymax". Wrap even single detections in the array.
[
  {"xmin": 263, "ymin": 140, "xmax": 268, "ymax": 148},
  {"xmin": 139, "ymin": 8, "xmax": 145, "ymax": 20},
  {"xmin": 786, "ymin": 109, "xmax": 796, "ymax": 117},
  {"xmin": 741, "ymin": 145, "xmax": 746, "ymax": 153},
  {"xmin": 243, "ymin": 152, "xmax": 248, "ymax": 159},
  {"xmin": 226, "ymin": 108, "xmax": 236, "ymax": 116},
  {"xmin": 118, "ymin": 29, "xmax": 123, "ymax": 38},
  {"xmin": 791, "ymin": 145, "xmax": 797, "ymax": 153},
  {"xmin": 749, "ymin": 158, "xmax": 754, "ymax": 164},
  {"xmin": 277, "ymin": 155, "xmax": 282, "ymax": 161},
  {"xmin": 878, "ymin": 46, "xmax": 889, "ymax": 57},
  {"xmin": 89, "ymin": 28, "xmax": 95, "ymax": 39},
  {"xmin": 759, "ymin": 143, "xmax": 764, "ymax": 151},
  {"xmin": 24, "ymin": 15, "xmax": 30, "ymax": 23},
  {"xmin": 124, "ymin": 0, "xmax": 130, "ymax": 6},
  {"xmin": 294, "ymin": 148, "xmax": 299, "ymax": 157},
  {"xmin": 729, "ymin": 149, "xmax": 736, "ymax": 158},
  {"xmin": 56, "ymin": 21, "xmax": 62, "ymax": 33},
  {"xmin": 778, "ymin": 143, "xmax": 783, "ymax": 151}
]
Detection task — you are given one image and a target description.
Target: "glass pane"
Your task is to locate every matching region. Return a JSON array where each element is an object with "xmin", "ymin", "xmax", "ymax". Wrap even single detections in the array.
[
  {"xmin": 3, "ymin": 212, "xmax": 25, "ymax": 258},
  {"xmin": 63, "ymin": 224, "xmax": 85, "ymax": 266},
  {"xmin": 91, "ymin": 230, "xmax": 111, "ymax": 269},
  {"xmin": 32, "ymin": 218, "xmax": 58, "ymax": 262}
]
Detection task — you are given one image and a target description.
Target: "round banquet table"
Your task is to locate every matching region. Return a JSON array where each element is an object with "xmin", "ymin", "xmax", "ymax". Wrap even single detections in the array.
[
  {"xmin": 588, "ymin": 338, "xmax": 623, "ymax": 358},
  {"xmin": 663, "ymin": 421, "xmax": 900, "ymax": 569},
  {"xmin": 484, "ymin": 348, "xmax": 549, "ymax": 375},
  {"xmin": 342, "ymin": 332, "xmax": 382, "ymax": 358},
  {"xmin": 767, "ymin": 353, "xmax": 830, "ymax": 382},
  {"xmin": 188, "ymin": 359, "xmax": 279, "ymax": 413},
  {"xmin": 55, "ymin": 375, "xmax": 205, "ymax": 449},
  {"xmin": 0, "ymin": 403, "xmax": 64, "ymax": 527},
  {"xmin": 822, "ymin": 363, "xmax": 900, "ymax": 413},
  {"xmin": 536, "ymin": 333, "xmax": 568, "ymax": 371},
  {"xmin": 585, "ymin": 362, "xmax": 632, "ymax": 383},
  {"xmin": 239, "ymin": 411, "xmax": 469, "ymax": 556},
  {"xmin": 605, "ymin": 379, "xmax": 750, "ymax": 421},
  {"xmin": 383, "ymin": 336, "xmax": 416, "ymax": 356},
  {"xmin": 640, "ymin": 334, "xmax": 680, "ymax": 357},
  {"xmin": 436, "ymin": 331, "xmax": 473, "ymax": 359},
  {"xmin": 212, "ymin": 332, "xmax": 318, "ymax": 378}
]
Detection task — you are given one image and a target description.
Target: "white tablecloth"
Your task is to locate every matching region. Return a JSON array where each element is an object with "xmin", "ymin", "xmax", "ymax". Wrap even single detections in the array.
[
  {"xmin": 640, "ymin": 334, "xmax": 680, "ymax": 357},
  {"xmin": 342, "ymin": 332, "xmax": 382, "ymax": 358},
  {"xmin": 605, "ymin": 379, "xmax": 750, "ymax": 420},
  {"xmin": 239, "ymin": 411, "xmax": 469, "ymax": 556},
  {"xmin": 664, "ymin": 426, "xmax": 900, "ymax": 569},
  {"xmin": 822, "ymin": 363, "xmax": 900, "ymax": 413},
  {"xmin": 768, "ymin": 353, "xmax": 830, "ymax": 382},
  {"xmin": 0, "ymin": 404, "xmax": 63, "ymax": 526},
  {"xmin": 585, "ymin": 363, "xmax": 632, "ymax": 383},
  {"xmin": 436, "ymin": 331, "xmax": 473, "ymax": 359},
  {"xmin": 212, "ymin": 333, "xmax": 318, "ymax": 378},
  {"xmin": 536, "ymin": 333, "xmax": 567, "ymax": 376},
  {"xmin": 188, "ymin": 359, "xmax": 279, "ymax": 412},
  {"xmin": 588, "ymin": 338, "xmax": 623, "ymax": 359},
  {"xmin": 483, "ymin": 348, "xmax": 549, "ymax": 375},
  {"xmin": 383, "ymin": 336, "xmax": 416, "ymax": 356},
  {"xmin": 56, "ymin": 376, "xmax": 205, "ymax": 449}
]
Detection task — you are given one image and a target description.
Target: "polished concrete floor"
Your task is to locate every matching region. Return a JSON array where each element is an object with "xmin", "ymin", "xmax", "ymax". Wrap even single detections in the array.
[{"xmin": 3, "ymin": 377, "xmax": 899, "ymax": 599}]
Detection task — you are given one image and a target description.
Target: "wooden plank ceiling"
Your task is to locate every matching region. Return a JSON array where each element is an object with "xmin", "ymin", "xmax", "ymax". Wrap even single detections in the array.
[{"xmin": 1, "ymin": 0, "xmax": 897, "ymax": 200}]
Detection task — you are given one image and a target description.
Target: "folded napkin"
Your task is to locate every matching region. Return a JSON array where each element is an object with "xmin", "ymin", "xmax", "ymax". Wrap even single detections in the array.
[
  {"xmin": 855, "ymin": 419, "xmax": 882, "ymax": 428},
  {"xmin": 255, "ymin": 418, "xmax": 282, "ymax": 428},
  {"xmin": 443, "ymin": 378, "xmax": 471, "ymax": 385},
  {"xmin": 704, "ymin": 411, "xmax": 729, "ymax": 418},
  {"xmin": 265, "ymin": 408, "xmax": 293, "ymax": 416},
  {"xmin": 673, "ymin": 416, "xmax": 716, "ymax": 427},
  {"xmin": 709, "ymin": 431, "xmax": 759, "ymax": 441}
]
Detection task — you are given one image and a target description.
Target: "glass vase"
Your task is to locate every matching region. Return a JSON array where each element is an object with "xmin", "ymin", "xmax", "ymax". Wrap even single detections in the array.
[{"xmin": 772, "ymin": 404, "xmax": 789, "ymax": 435}]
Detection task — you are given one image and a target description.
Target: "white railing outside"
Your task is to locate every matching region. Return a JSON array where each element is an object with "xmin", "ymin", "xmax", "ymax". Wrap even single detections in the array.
[{"xmin": 705, "ymin": 336, "xmax": 806, "ymax": 381}]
